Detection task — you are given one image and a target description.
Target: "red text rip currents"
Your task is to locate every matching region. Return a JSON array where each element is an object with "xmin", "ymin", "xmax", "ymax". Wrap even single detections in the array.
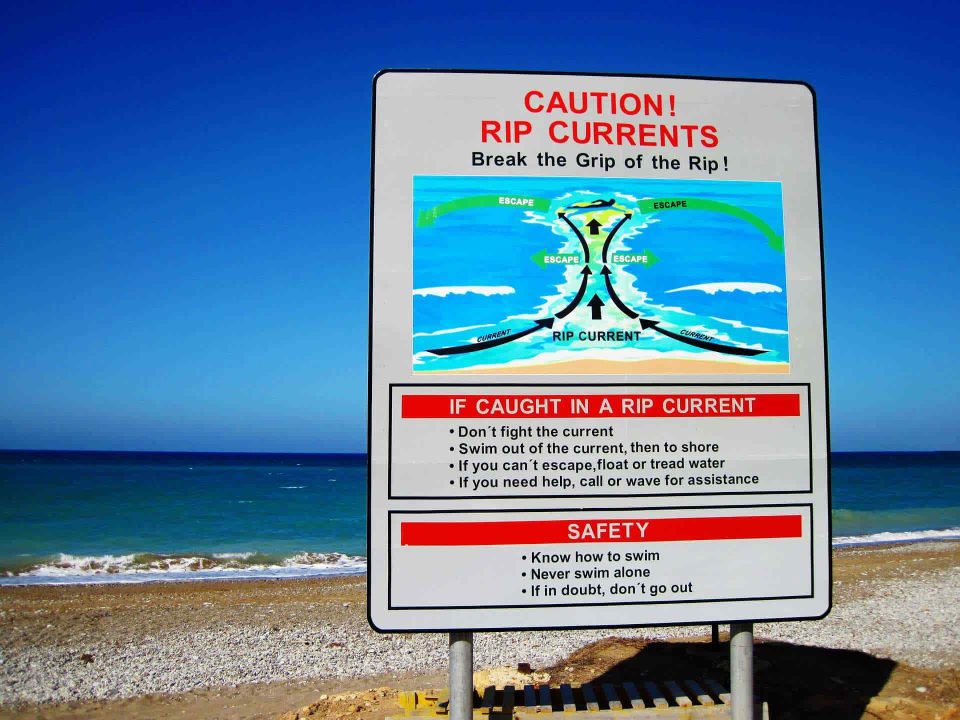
[{"xmin": 480, "ymin": 90, "xmax": 720, "ymax": 148}]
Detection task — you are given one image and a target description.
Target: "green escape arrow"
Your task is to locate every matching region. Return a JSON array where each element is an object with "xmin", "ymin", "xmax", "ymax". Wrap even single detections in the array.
[
  {"xmin": 417, "ymin": 195, "xmax": 551, "ymax": 227},
  {"xmin": 608, "ymin": 249, "xmax": 660, "ymax": 268},
  {"xmin": 638, "ymin": 198, "xmax": 784, "ymax": 252},
  {"xmin": 531, "ymin": 250, "xmax": 583, "ymax": 268}
]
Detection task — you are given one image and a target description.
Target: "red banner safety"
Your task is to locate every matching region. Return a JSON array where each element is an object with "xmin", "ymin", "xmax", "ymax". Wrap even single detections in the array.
[{"xmin": 400, "ymin": 515, "xmax": 803, "ymax": 546}]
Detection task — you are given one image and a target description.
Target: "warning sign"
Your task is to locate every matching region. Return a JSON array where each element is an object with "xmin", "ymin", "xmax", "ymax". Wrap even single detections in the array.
[{"xmin": 369, "ymin": 70, "xmax": 829, "ymax": 631}]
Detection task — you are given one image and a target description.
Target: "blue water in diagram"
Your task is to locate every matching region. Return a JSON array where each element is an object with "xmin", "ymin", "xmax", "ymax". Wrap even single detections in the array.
[{"xmin": 413, "ymin": 176, "xmax": 788, "ymax": 374}]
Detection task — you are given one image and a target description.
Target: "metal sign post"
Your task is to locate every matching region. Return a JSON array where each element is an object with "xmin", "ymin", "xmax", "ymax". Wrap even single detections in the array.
[
  {"xmin": 448, "ymin": 632, "xmax": 474, "ymax": 720},
  {"xmin": 730, "ymin": 622, "xmax": 754, "ymax": 720}
]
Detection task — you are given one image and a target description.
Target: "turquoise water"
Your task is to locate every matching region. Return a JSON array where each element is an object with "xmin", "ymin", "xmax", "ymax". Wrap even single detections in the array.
[
  {"xmin": 1, "ymin": 451, "xmax": 958, "ymax": 584},
  {"xmin": 0, "ymin": 451, "xmax": 366, "ymax": 583},
  {"xmin": 829, "ymin": 452, "xmax": 960, "ymax": 543},
  {"xmin": 413, "ymin": 176, "xmax": 789, "ymax": 372}
]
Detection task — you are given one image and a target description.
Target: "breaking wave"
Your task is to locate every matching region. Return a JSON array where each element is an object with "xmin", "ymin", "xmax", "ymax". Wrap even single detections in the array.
[
  {"xmin": 413, "ymin": 323, "xmax": 496, "ymax": 338},
  {"xmin": 0, "ymin": 551, "xmax": 366, "ymax": 586},
  {"xmin": 413, "ymin": 286, "xmax": 515, "ymax": 298},
  {"xmin": 833, "ymin": 528, "xmax": 960, "ymax": 547},
  {"xmin": 665, "ymin": 282, "xmax": 782, "ymax": 295}
]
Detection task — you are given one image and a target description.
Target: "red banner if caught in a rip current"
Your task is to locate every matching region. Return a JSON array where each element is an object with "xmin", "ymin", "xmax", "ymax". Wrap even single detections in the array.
[{"xmin": 401, "ymin": 393, "xmax": 801, "ymax": 419}]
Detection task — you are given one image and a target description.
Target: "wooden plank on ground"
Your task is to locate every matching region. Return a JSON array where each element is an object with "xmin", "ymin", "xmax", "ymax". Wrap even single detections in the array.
[
  {"xmin": 600, "ymin": 683, "xmax": 622, "ymax": 711},
  {"xmin": 664, "ymin": 681, "xmax": 692, "ymax": 707},
  {"xmin": 538, "ymin": 684, "xmax": 552, "ymax": 713},
  {"xmin": 683, "ymin": 679, "xmax": 715, "ymax": 706},
  {"xmin": 702, "ymin": 677, "xmax": 731, "ymax": 704},
  {"xmin": 523, "ymin": 684, "xmax": 536, "ymax": 710},
  {"xmin": 642, "ymin": 682, "xmax": 668, "ymax": 709},
  {"xmin": 481, "ymin": 686, "xmax": 496, "ymax": 714},
  {"xmin": 502, "ymin": 686, "xmax": 515, "ymax": 714},
  {"xmin": 581, "ymin": 684, "xmax": 599, "ymax": 712},
  {"xmin": 621, "ymin": 682, "xmax": 645, "ymax": 709}
]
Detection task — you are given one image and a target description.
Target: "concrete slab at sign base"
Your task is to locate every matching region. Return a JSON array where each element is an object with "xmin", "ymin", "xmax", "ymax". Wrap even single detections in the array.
[{"xmin": 393, "ymin": 679, "xmax": 768, "ymax": 719}]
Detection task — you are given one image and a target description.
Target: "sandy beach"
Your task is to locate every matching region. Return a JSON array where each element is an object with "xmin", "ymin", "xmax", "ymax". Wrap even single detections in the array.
[{"xmin": 1, "ymin": 541, "xmax": 958, "ymax": 720}]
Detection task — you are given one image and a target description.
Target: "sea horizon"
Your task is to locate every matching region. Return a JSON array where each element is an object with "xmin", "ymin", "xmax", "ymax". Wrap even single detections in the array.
[{"xmin": 2, "ymin": 449, "xmax": 958, "ymax": 586}]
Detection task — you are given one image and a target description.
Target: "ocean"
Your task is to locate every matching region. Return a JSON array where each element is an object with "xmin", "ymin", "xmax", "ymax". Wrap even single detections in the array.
[{"xmin": 1, "ymin": 450, "xmax": 958, "ymax": 585}]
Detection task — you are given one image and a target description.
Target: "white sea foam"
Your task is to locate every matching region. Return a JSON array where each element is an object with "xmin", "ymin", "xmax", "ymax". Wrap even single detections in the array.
[
  {"xmin": 413, "ymin": 286, "xmax": 514, "ymax": 298},
  {"xmin": 522, "ymin": 211, "xmax": 550, "ymax": 226},
  {"xmin": 24, "ymin": 553, "xmax": 138, "ymax": 575},
  {"xmin": 0, "ymin": 551, "xmax": 367, "ymax": 586},
  {"xmin": 677, "ymin": 324, "xmax": 766, "ymax": 351},
  {"xmin": 414, "ymin": 323, "xmax": 495, "ymax": 338},
  {"xmin": 666, "ymin": 282, "xmax": 783, "ymax": 295},
  {"xmin": 683, "ymin": 325, "xmax": 734, "ymax": 344},
  {"xmin": 653, "ymin": 305, "xmax": 695, "ymax": 316},
  {"xmin": 282, "ymin": 552, "xmax": 365, "ymax": 568},
  {"xmin": 710, "ymin": 315, "xmax": 788, "ymax": 335},
  {"xmin": 833, "ymin": 527, "xmax": 960, "ymax": 547},
  {"xmin": 3, "ymin": 553, "xmax": 221, "ymax": 579},
  {"xmin": 502, "ymin": 310, "xmax": 548, "ymax": 322}
]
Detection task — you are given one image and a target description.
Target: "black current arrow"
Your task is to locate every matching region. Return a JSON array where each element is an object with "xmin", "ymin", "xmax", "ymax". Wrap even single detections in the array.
[
  {"xmin": 554, "ymin": 266, "xmax": 593, "ymax": 319},
  {"xmin": 427, "ymin": 318, "xmax": 555, "ymax": 356},
  {"xmin": 558, "ymin": 212, "xmax": 590, "ymax": 263},
  {"xmin": 586, "ymin": 218, "xmax": 602, "ymax": 235},
  {"xmin": 638, "ymin": 319, "xmax": 767, "ymax": 357},
  {"xmin": 600, "ymin": 266, "xmax": 639, "ymax": 319},
  {"xmin": 587, "ymin": 294, "xmax": 605, "ymax": 320},
  {"xmin": 601, "ymin": 213, "xmax": 632, "ymax": 263}
]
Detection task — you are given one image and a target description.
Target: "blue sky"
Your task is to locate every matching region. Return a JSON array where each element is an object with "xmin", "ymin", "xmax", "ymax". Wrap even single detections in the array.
[{"xmin": 2, "ymin": 2, "xmax": 958, "ymax": 452}]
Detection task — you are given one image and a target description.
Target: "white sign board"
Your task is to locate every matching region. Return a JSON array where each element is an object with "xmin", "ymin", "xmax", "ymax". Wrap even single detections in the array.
[{"xmin": 368, "ymin": 70, "xmax": 829, "ymax": 631}]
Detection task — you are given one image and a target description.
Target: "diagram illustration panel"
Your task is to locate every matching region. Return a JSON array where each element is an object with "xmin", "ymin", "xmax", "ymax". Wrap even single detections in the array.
[{"xmin": 413, "ymin": 176, "xmax": 788, "ymax": 375}]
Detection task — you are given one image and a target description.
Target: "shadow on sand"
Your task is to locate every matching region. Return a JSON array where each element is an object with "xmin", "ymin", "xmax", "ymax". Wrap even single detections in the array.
[{"xmin": 548, "ymin": 637, "xmax": 896, "ymax": 719}]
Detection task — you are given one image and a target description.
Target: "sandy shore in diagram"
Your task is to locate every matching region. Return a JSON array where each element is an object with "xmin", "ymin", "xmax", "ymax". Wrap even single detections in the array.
[{"xmin": 423, "ymin": 358, "xmax": 790, "ymax": 375}]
